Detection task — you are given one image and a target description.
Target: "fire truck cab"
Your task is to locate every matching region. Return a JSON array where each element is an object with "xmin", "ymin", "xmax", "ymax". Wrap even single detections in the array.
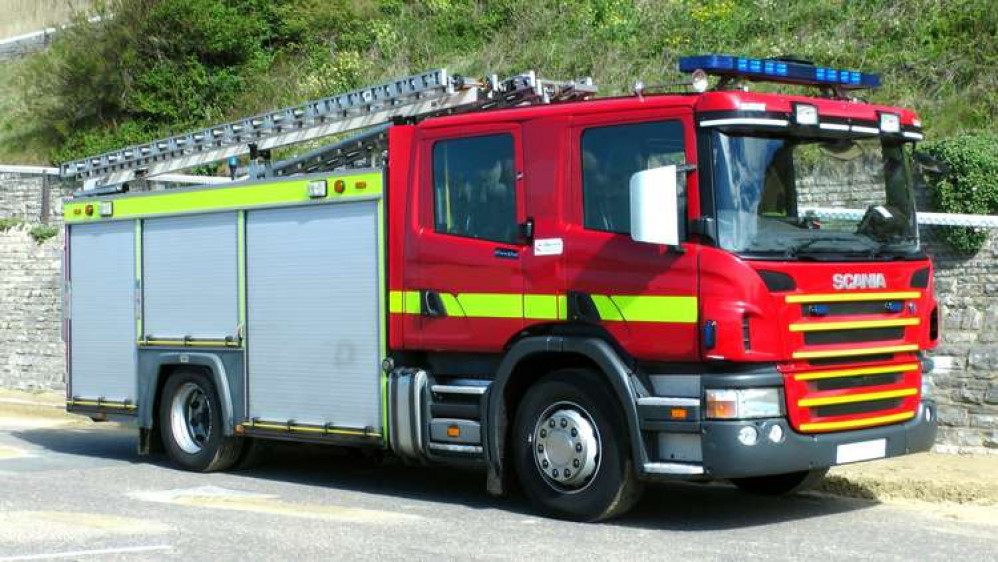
[{"xmin": 63, "ymin": 56, "xmax": 938, "ymax": 521}]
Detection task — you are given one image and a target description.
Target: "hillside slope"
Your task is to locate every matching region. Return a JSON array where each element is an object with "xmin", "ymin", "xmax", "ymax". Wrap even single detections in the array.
[{"xmin": 0, "ymin": 0, "xmax": 995, "ymax": 165}]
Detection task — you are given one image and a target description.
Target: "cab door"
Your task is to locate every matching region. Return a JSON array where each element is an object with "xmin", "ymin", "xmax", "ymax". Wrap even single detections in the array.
[
  {"xmin": 563, "ymin": 109, "xmax": 701, "ymax": 361},
  {"xmin": 405, "ymin": 123, "xmax": 526, "ymax": 352}
]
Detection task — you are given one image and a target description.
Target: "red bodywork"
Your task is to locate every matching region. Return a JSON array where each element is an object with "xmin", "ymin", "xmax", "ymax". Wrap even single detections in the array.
[{"xmin": 387, "ymin": 90, "xmax": 937, "ymax": 434}]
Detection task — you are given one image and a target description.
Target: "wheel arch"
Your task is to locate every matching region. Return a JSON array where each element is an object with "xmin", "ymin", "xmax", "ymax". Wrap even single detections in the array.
[
  {"xmin": 138, "ymin": 352, "xmax": 237, "ymax": 437},
  {"xmin": 484, "ymin": 336, "xmax": 647, "ymax": 495}
]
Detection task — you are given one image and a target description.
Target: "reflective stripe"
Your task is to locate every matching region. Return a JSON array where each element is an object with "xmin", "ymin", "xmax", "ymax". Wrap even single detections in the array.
[
  {"xmin": 387, "ymin": 291, "xmax": 697, "ymax": 323},
  {"xmin": 139, "ymin": 339, "xmax": 241, "ymax": 348},
  {"xmin": 66, "ymin": 399, "xmax": 137, "ymax": 410},
  {"xmin": 440, "ymin": 293, "xmax": 465, "ymax": 316},
  {"xmin": 793, "ymin": 363, "xmax": 919, "ymax": 381},
  {"xmin": 798, "ymin": 387, "xmax": 918, "ymax": 407},
  {"xmin": 785, "ymin": 291, "xmax": 920, "ymax": 304},
  {"xmin": 64, "ymin": 172, "xmax": 383, "ymax": 223},
  {"xmin": 799, "ymin": 411, "xmax": 914, "ymax": 432},
  {"xmin": 789, "ymin": 318, "xmax": 920, "ymax": 332},
  {"xmin": 389, "ymin": 291, "xmax": 404, "ymax": 314},
  {"xmin": 245, "ymin": 420, "xmax": 379, "ymax": 437},
  {"xmin": 591, "ymin": 295, "xmax": 623, "ymax": 321},
  {"xmin": 793, "ymin": 343, "xmax": 919, "ymax": 359},
  {"xmin": 456, "ymin": 293, "xmax": 523, "ymax": 318},
  {"xmin": 389, "ymin": 290, "xmax": 421, "ymax": 314},
  {"xmin": 524, "ymin": 294, "xmax": 559, "ymax": 320},
  {"xmin": 609, "ymin": 295, "xmax": 698, "ymax": 323}
]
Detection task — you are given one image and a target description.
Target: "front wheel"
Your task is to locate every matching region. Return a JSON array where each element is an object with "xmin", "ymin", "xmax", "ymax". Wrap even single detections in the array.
[
  {"xmin": 159, "ymin": 369, "xmax": 243, "ymax": 472},
  {"xmin": 512, "ymin": 369, "xmax": 642, "ymax": 522},
  {"xmin": 731, "ymin": 468, "xmax": 829, "ymax": 496}
]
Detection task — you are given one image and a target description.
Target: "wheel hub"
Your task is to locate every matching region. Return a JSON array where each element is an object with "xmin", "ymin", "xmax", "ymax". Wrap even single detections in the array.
[
  {"xmin": 170, "ymin": 382, "xmax": 211, "ymax": 455},
  {"xmin": 533, "ymin": 406, "xmax": 599, "ymax": 489}
]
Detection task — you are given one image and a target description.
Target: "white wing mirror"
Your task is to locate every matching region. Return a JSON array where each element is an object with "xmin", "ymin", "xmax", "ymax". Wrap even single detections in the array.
[{"xmin": 629, "ymin": 165, "xmax": 680, "ymax": 246}]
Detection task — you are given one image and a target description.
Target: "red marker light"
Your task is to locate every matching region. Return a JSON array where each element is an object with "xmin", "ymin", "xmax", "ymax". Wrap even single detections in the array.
[
  {"xmin": 333, "ymin": 180, "xmax": 346, "ymax": 194},
  {"xmin": 85, "ymin": 205, "xmax": 94, "ymax": 216}
]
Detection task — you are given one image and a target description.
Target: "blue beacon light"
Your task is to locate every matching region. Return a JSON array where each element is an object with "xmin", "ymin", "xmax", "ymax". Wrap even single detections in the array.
[{"xmin": 678, "ymin": 54, "xmax": 880, "ymax": 90}]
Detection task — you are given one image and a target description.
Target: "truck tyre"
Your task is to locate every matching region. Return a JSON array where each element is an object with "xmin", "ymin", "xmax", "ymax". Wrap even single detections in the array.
[
  {"xmin": 731, "ymin": 468, "xmax": 829, "ymax": 496},
  {"xmin": 512, "ymin": 368, "xmax": 642, "ymax": 522},
  {"xmin": 159, "ymin": 369, "xmax": 243, "ymax": 472}
]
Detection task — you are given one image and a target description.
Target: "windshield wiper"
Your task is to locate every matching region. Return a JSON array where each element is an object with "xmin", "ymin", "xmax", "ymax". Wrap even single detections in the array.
[{"xmin": 783, "ymin": 237, "xmax": 864, "ymax": 259}]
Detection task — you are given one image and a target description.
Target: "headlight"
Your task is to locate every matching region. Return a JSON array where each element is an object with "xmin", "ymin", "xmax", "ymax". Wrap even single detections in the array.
[{"xmin": 706, "ymin": 388, "xmax": 783, "ymax": 419}]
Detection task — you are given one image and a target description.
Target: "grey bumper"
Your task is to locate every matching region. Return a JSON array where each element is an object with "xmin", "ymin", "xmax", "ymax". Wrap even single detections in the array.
[{"xmin": 697, "ymin": 400, "xmax": 937, "ymax": 479}]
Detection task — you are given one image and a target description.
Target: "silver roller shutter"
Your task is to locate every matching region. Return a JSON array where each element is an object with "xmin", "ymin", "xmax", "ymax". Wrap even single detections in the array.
[
  {"xmin": 69, "ymin": 221, "xmax": 136, "ymax": 401},
  {"xmin": 142, "ymin": 213, "xmax": 239, "ymax": 340},
  {"xmin": 247, "ymin": 202, "xmax": 382, "ymax": 430}
]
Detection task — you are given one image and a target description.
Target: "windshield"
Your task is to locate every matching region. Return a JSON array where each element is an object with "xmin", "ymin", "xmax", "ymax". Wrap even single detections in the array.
[{"xmin": 711, "ymin": 131, "xmax": 918, "ymax": 259}]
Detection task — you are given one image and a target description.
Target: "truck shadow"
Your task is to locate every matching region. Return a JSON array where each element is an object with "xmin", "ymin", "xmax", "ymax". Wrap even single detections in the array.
[{"xmin": 13, "ymin": 425, "xmax": 876, "ymax": 531}]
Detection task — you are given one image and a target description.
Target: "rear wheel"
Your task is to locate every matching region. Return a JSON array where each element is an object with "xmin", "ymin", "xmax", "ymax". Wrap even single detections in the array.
[
  {"xmin": 159, "ymin": 369, "xmax": 243, "ymax": 472},
  {"xmin": 512, "ymin": 369, "xmax": 642, "ymax": 522},
  {"xmin": 731, "ymin": 468, "xmax": 828, "ymax": 496}
]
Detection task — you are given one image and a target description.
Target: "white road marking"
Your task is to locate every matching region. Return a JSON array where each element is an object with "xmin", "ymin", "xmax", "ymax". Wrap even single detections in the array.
[{"xmin": 0, "ymin": 545, "xmax": 172, "ymax": 561}]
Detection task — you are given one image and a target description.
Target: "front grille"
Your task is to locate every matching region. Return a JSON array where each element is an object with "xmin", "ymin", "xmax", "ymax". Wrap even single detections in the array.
[
  {"xmin": 803, "ymin": 301, "xmax": 901, "ymax": 316},
  {"xmin": 803, "ymin": 327, "xmax": 904, "ymax": 345},
  {"xmin": 784, "ymin": 290, "xmax": 924, "ymax": 432},
  {"xmin": 784, "ymin": 362, "xmax": 921, "ymax": 433},
  {"xmin": 809, "ymin": 354, "xmax": 894, "ymax": 366},
  {"xmin": 815, "ymin": 373, "xmax": 900, "ymax": 391},
  {"xmin": 814, "ymin": 398, "xmax": 903, "ymax": 418}
]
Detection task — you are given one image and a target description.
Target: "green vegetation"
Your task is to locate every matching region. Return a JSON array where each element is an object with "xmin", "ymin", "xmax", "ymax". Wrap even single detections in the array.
[
  {"xmin": 0, "ymin": 0, "xmax": 995, "ymax": 250},
  {"xmin": 2, "ymin": 0, "xmax": 996, "ymax": 165},
  {"xmin": 923, "ymin": 133, "xmax": 998, "ymax": 252},
  {"xmin": 28, "ymin": 223, "xmax": 59, "ymax": 243},
  {"xmin": 0, "ymin": 218, "xmax": 59, "ymax": 243},
  {"xmin": 0, "ymin": 217, "xmax": 24, "ymax": 231}
]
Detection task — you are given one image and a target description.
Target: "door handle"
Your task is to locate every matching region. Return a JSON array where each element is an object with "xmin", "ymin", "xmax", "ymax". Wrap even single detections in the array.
[
  {"xmin": 421, "ymin": 290, "xmax": 447, "ymax": 318},
  {"xmin": 567, "ymin": 291, "xmax": 601, "ymax": 323}
]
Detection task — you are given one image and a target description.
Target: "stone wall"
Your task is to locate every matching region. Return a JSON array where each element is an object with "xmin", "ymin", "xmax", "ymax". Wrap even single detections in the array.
[
  {"xmin": 923, "ymin": 230, "xmax": 998, "ymax": 452},
  {"xmin": 0, "ymin": 224, "xmax": 63, "ymax": 390},
  {"xmin": 0, "ymin": 171, "xmax": 70, "ymax": 222},
  {"xmin": 0, "ymin": 171, "xmax": 70, "ymax": 391}
]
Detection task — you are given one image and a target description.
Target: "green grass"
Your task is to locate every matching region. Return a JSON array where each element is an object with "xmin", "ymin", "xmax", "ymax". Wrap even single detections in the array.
[{"xmin": 0, "ymin": 0, "xmax": 996, "ymax": 165}]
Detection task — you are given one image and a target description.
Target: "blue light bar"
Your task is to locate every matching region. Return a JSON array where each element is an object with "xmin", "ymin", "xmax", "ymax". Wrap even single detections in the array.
[{"xmin": 679, "ymin": 54, "xmax": 880, "ymax": 90}]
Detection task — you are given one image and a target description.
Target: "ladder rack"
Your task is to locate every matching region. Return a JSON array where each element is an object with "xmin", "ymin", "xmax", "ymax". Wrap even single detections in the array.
[{"xmin": 61, "ymin": 68, "xmax": 597, "ymax": 191}]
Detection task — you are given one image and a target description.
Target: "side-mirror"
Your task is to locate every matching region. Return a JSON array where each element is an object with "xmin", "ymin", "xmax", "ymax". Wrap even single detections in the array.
[{"xmin": 629, "ymin": 165, "xmax": 680, "ymax": 246}]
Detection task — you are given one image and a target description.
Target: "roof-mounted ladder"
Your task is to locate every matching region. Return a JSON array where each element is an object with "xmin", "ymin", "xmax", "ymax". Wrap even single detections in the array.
[{"xmin": 61, "ymin": 68, "xmax": 597, "ymax": 191}]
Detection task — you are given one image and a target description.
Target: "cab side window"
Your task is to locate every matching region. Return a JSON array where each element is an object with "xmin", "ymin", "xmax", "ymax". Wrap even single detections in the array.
[
  {"xmin": 581, "ymin": 120, "xmax": 686, "ymax": 233},
  {"xmin": 433, "ymin": 134, "xmax": 517, "ymax": 244}
]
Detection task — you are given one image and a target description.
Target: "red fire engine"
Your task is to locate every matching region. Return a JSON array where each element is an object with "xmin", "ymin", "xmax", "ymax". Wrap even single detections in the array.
[{"xmin": 61, "ymin": 55, "xmax": 938, "ymax": 521}]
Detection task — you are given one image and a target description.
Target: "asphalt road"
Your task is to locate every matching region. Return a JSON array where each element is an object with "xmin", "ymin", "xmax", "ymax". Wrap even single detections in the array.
[{"xmin": 0, "ymin": 414, "xmax": 995, "ymax": 561}]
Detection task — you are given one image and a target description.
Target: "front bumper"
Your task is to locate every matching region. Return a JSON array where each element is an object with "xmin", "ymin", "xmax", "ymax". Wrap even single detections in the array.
[{"xmin": 698, "ymin": 400, "xmax": 936, "ymax": 479}]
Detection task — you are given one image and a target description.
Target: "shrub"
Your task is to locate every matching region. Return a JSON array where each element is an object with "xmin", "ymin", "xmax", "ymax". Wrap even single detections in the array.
[
  {"xmin": 29, "ymin": 224, "xmax": 60, "ymax": 244},
  {"xmin": 0, "ymin": 217, "xmax": 25, "ymax": 231},
  {"xmin": 921, "ymin": 133, "xmax": 998, "ymax": 253}
]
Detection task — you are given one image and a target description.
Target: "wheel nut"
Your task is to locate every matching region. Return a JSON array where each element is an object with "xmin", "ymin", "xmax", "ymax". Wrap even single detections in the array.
[
  {"xmin": 564, "ymin": 469, "xmax": 571, "ymax": 478},
  {"xmin": 573, "ymin": 459, "xmax": 580, "ymax": 468},
  {"xmin": 552, "ymin": 469, "xmax": 559, "ymax": 478},
  {"xmin": 575, "ymin": 443, "xmax": 582, "ymax": 453},
  {"xmin": 560, "ymin": 418, "xmax": 567, "ymax": 428},
  {"xmin": 549, "ymin": 419, "xmax": 555, "ymax": 428},
  {"xmin": 540, "ymin": 429, "xmax": 546, "ymax": 438},
  {"xmin": 542, "ymin": 460, "xmax": 549, "ymax": 468},
  {"xmin": 537, "ymin": 444, "xmax": 544, "ymax": 453},
  {"xmin": 571, "ymin": 428, "xmax": 577, "ymax": 437}
]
